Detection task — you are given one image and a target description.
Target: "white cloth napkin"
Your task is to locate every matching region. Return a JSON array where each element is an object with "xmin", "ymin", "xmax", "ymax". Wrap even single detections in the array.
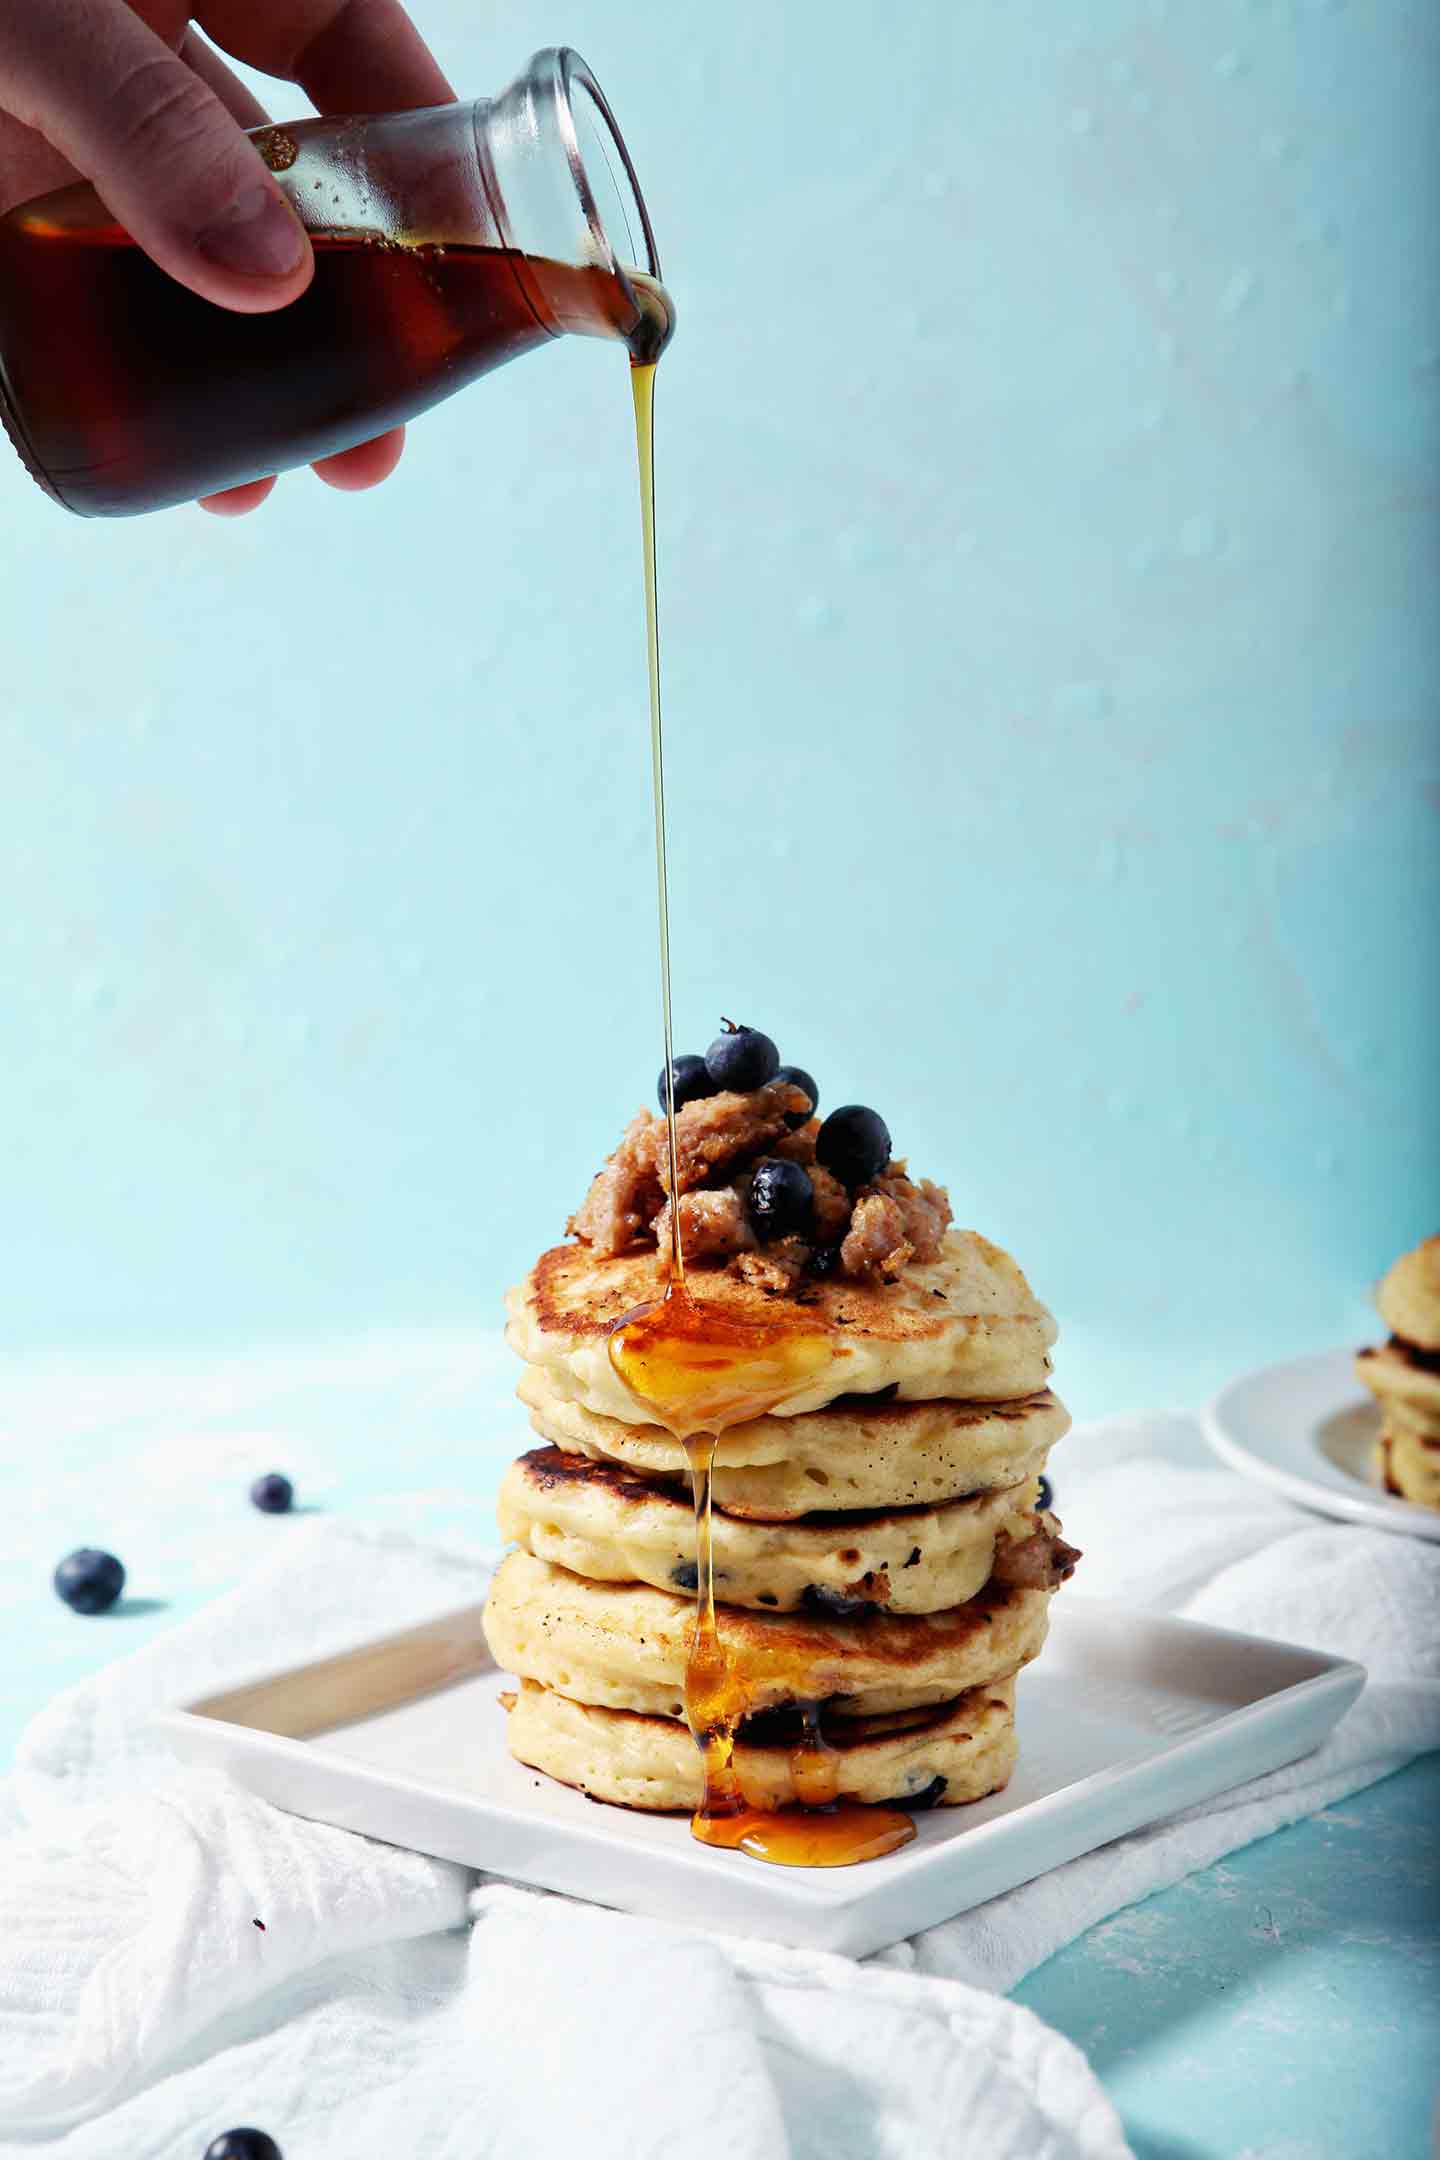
[{"xmin": 1, "ymin": 1413, "xmax": 1436, "ymax": 2159}]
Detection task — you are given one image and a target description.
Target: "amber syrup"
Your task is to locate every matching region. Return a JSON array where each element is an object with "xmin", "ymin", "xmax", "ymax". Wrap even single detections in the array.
[
  {"xmin": 0, "ymin": 208, "xmax": 675, "ymax": 514},
  {"xmin": 614, "ymin": 323, "xmax": 914, "ymax": 1867}
]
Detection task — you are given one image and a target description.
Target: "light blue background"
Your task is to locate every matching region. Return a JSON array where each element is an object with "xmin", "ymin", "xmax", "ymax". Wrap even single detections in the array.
[
  {"xmin": 1, "ymin": 12, "xmax": 1437, "ymax": 2155},
  {"xmin": 1, "ymin": 0, "xmax": 1436, "ymax": 1411}
]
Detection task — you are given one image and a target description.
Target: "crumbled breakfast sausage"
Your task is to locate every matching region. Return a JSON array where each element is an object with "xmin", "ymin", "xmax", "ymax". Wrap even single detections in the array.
[
  {"xmin": 841, "ymin": 1191, "xmax": 911, "ymax": 1279},
  {"xmin": 773, "ymin": 1120, "xmax": 819, "ymax": 1168},
  {"xmin": 732, "ymin": 1236, "xmax": 810, "ymax": 1293},
  {"xmin": 653, "ymin": 1184, "xmax": 757, "ymax": 1260},
  {"xmin": 808, "ymin": 1163, "xmax": 852, "ymax": 1243},
  {"xmin": 991, "ymin": 1520, "xmax": 1082, "ymax": 1590},
  {"xmin": 567, "ymin": 1109, "xmax": 665, "ymax": 1256},
  {"xmin": 568, "ymin": 1094, "xmax": 953, "ymax": 1284},
  {"xmin": 640, "ymin": 1082, "xmax": 810, "ymax": 1196},
  {"xmin": 872, "ymin": 1164, "xmax": 952, "ymax": 1263},
  {"xmin": 841, "ymin": 1165, "xmax": 952, "ymax": 1279}
]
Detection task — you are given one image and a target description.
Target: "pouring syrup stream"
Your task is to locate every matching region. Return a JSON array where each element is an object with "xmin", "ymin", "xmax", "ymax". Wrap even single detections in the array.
[
  {"xmin": 629, "ymin": 322, "xmax": 682, "ymax": 1288},
  {"xmin": 616, "ymin": 299, "xmax": 914, "ymax": 1867}
]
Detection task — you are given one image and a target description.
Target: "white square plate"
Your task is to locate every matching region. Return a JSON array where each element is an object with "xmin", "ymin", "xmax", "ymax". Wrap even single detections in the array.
[{"xmin": 157, "ymin": 1596, "xmax": 1362, "ymax": 1956}]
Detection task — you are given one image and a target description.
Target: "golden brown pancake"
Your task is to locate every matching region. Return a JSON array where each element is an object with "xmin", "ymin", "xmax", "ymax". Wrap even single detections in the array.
[
  {"xmin": 518, "ymin": 1362, "xmax": 1065, "ymax": 1517},
  {"xmin": 1376, "ymin": 1412, "xmax": 1440, "ymax": 1510},
  {"xmin": 482, "ymin": 1547, "xmax": 1052, "ymax": 1718},
  {"xmin": 1355, "ymin": 1340, "xmax": 1440, "ymax": 1425},
  {"xmin": 498, "ymin": 1445, "xmax": 1040, "ymax": 1614},
  {"xmin": 1377, "ymin": 1236, "xmax": 1440, "ymax": 1353},
  {"xmin": 503, "ymin": 1675, "xmax": 1018, "ymax": 1812},
  {"xmin": 506, "ymin": 1228, "xmax": 1058, "ymax": 1426},
  {"xmin": 1356, "ymin": 1237, "xmax": 1440, "ymax": 1513}
]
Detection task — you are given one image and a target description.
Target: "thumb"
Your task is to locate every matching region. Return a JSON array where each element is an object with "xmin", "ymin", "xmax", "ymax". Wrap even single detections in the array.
[{"xmin": 2, "ymin": 0, "xmax": 312, "ymax": 311}]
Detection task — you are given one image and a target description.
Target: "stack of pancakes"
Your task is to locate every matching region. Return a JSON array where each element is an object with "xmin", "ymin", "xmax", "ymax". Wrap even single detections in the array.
[
  {"xmin": 484, "ymin": 1228, "xmax": 1077, "ymax": 1815},
  {"xmin": 1355, "ymin": 1236, "xmax": 1440, "ymax": 1511}
]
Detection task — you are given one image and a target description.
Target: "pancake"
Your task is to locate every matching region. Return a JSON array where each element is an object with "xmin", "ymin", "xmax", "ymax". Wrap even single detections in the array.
[
  {"xmin": 1355, "ymin": 1340, "xmax": 1440, "ymax": 1424},
  {"xmin": 519, "ymin": 1362, "xmax": 1066, "ymax": 1518},
  {"xmin": 481, "ymin": 1548, "xmax": 1052, "ymax": 1718},
  {"xmin": 503, "ymin": 1676, "xmax": 1018, "ymax": 1813},
  {"xmin": 1378, "ymin": 1418, "xmax": 1440, "ymax": 1511},
  {"xmin": 1376, "ymin": 1236, "xmax": 1440, "ymax": 1353},
  {"xmin": 498, "ymin": 1445, "xmax": 1040, "ymax": 1614},
  {"xmin": 1385, "ymin": 1395, "xmax": 1440, "ymax": 1445},
  {"xmin": 506, "ymin": 1227, "xmax": 1058, "ymax": 1425}
]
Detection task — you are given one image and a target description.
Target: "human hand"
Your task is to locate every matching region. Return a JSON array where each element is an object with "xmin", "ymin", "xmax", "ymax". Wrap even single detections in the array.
[{"xmin": 0, "ymin": 1, "xmax": 453, "ymax": 512}]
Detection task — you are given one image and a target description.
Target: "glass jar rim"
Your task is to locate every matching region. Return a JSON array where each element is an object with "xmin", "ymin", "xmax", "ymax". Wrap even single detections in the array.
[{"xmin": 536, "ymin": 47, "xmax": 662, "ymax": 306}]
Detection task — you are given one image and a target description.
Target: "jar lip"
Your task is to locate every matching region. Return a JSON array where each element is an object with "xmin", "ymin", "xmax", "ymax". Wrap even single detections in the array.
[{"xmin": 543, "ymin": 46, "xmax": 662, "ymax": 305}]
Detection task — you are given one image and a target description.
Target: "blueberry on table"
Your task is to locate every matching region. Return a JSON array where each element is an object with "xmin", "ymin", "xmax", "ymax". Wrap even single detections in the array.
[
  {"xmin": 203, "ymin": 2133, "xmax": 284, "ymax": 2160},
  {"xmin": 249, "ymin": 1473, "xmax": 294, "ymax": 1515},
  {"xmin": 815, "ymin": 1104, "xmax": 891, "ymax": 1188},
  {"xmin": 1037, "ymin": 1475, "xmax": 1053, "ymax": 1513},
  {"xmin": 705, "ymin": 1020, "xmax": 780, "ymax": 1093},
  {"xmin": 53, "ymin": 1548, "xmax": 125, "ymax": 1614},
  {"xmin": 748, "ymin": 1157, "xmax": 815, "ymax": 1243},
  {"xmin": 656, "ymin": 1053, "xmax": 718, "ymax": 1114},
  {"xmin": 773, "ymin": 1064, "xmax": 819, "ymax": 1126}
]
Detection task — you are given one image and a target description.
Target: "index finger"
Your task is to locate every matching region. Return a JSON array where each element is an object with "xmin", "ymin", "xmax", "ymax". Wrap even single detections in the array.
[{"xmin": 197, "ymin": 0, "xmax": 453, "ymax": 116}]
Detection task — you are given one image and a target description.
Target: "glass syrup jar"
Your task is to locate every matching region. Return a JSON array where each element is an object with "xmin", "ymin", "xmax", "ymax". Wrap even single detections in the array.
[{"xmin": 0, "ymin": 47, "xmax": 672, "ymax": 515}]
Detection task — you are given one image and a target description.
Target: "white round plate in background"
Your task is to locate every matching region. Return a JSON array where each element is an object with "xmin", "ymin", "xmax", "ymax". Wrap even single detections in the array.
[{"xmin": 1206, "ymin": 1347, "xmax": 1440, "ymax": 1543}]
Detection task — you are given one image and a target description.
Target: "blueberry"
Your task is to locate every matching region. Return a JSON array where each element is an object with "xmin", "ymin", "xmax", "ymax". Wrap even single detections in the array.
[
  {"xmin": 203, "ymin": 2134, "xmax": 284, "ymax": 2160},
  {"xmin": 669, "ymin": 1560, "xmax": 699, "ymax": 1592},
  {"xmin": 704, "ymin": 1021, "xmax": 779, "ymax": 1093},
  {"xmin": 736, "ymin": 1704, "xmax": 801, "ymax": 1748},
  {"xmin": 656, "ymin": 1053, "xmax": 718, "ymax": 1114},
  {"xmin": 250, "ymin": 1474, "xmax": 293, "ymax": 1515},
  {"xmin": 748, "ymin": 1158, "xmax": 814, "ymax": 1243},
  {"xmin": 802, "ymin": 1584, "xmax": 874, "ymax": 1621},
  {"xmin": 809, "ymin": 1244, "xmax": 842, "ymax": 1278},
  {"xmin": 903, "ymin": 1775, "xmax": 948, "ymax": 1810},
  {"xmin": 815, "ymin": 1104, "xmax": 891, "ymax": 1188},
  {"xmin": 53, "ymin": 1548, "xmax": 125, "ymax": 1615},
  {"xmin": 1037, "ymin": 1475, "xmax": 1054, "ymax": 1513},
  {"xmin": 773, "ymin": 1064, "xmax": 818, "ymax": 1127}
]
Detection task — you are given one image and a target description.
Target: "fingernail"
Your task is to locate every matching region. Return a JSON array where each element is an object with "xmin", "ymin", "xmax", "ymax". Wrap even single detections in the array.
[{"xmin": 195, "ymin": 184, "xmax": 306, "ymax": 278}]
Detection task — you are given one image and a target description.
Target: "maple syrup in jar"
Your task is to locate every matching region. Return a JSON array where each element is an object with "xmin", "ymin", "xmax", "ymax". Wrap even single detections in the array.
[{"xmin": 0, "ymin": 49, "xmax": 672, "ymax": 514}]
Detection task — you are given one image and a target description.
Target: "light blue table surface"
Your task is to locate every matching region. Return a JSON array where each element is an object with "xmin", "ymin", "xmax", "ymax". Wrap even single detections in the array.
[{"xmin": 3, "ymin": 1333, "xmax": 1435, "ymax": 2160}]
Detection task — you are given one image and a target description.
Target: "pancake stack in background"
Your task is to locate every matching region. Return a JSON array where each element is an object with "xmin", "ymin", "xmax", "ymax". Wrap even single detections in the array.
[
  {"xmin": 1356, "ymin": 1236, "xmax": 1440, "ymax": 1511},
  {"xmin": 483, "ymin": 1054, "xmax": 1080, "ymax": 1820}
]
